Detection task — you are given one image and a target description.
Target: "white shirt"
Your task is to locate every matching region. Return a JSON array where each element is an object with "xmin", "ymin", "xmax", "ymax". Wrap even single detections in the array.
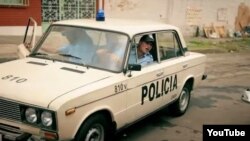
[{"xmin": 129, "ymin": 47, "xmax": 153, "ymax": 66}]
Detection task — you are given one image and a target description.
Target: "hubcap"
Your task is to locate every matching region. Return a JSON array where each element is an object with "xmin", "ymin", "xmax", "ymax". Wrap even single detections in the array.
[
  {"xmin": 179, "ymin": 89, "xmax": 189, "ymax": 112},
  {"xmin": 85, "ymin": 124, "xmax": 104, "ymax": 141}
]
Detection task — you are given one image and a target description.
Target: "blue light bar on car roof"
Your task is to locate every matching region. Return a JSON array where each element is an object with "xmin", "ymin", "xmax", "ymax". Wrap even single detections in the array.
[
  {"xmin": 96, "ymin": 9, "xmax": 105, "ymax": 21},
  {"xmin": 96, "ymin": 0, "xmax": 105, "ymax": 21}
]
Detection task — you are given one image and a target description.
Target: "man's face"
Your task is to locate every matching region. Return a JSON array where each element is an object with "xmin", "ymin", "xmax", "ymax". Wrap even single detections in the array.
[{"xmin": 138, "ymin": 41, "xmax": 152, "ymax": 54}]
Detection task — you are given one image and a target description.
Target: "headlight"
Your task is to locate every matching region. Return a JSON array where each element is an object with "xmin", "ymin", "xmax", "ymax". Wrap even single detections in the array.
[
  {"xmin": 41, "ymin": 111, "xmax": 53, "ymax": 127},
  {"xmin": 25, "ymin": 108, "xmax": 37, "ymax": 123},
  {"xmin": 21, "ymin": 106, "xmax": 57, "ymax": 131}
]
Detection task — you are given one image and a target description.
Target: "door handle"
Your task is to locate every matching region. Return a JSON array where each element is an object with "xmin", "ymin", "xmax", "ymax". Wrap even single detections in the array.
[
  {"xmin": 156, "ymin": 71, "xmax": 164, "ymax": 77},
  {"xmin": 183, "ymin": 64, "xmax": 188, "ymax": 69}
]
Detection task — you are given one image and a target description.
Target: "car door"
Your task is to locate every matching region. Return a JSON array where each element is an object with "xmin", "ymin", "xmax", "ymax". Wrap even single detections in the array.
[
  {"xmin": 125, "ymin": 34, "xmax": 165, "ymax": 124},
  {"xmin": 157, "ymin": 30, "xmax": 187, "ymax": 105}
]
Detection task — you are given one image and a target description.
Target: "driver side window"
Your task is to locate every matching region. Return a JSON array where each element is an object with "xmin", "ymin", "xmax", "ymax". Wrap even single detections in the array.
[{"xmin": 128, "ymin": 34, "xmax": 157, "ymax": 67}]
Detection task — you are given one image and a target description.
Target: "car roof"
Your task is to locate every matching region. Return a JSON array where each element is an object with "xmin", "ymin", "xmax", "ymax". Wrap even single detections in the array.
[
  {"xmin": 53, "ymin": 18, "xmax": 176, "ymax": 36},
  {"xmin": 53, "ymin": 18, "xmax": 187, "ymax": 48}
]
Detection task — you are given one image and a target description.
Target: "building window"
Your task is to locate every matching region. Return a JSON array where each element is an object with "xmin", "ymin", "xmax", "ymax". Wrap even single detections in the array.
[{"xmin": 0, "ymin": 0, "xmax": 29, "ymax": 7}]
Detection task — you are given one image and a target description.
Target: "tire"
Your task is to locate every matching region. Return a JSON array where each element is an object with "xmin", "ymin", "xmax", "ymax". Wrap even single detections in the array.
[
  {"xmin": 75, "ymin": 114, "xmax": 112, "ymax": 141},
  {"xmin": 169, "ymin": 85, "xmax": 191, "ymax": 116}
]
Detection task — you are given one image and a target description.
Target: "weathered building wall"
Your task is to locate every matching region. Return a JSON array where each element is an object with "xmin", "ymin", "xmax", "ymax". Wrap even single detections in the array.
[
  {"xmin": 0, "ymin": 0, "xmax": 42, "ymax": 35},
  {"xmin": 1, "ymin": 0, "xmax": 250, "ymax": 36},
  {"xmin": 0, "ymin": 1, "xmax": 41, "ymax": 26},
  {"xmin": 105, "ymin": 0, "xmax": 250, "ymax": 36}
]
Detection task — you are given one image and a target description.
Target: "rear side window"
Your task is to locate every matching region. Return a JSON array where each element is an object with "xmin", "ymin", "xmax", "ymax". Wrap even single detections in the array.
[{"xmin": 157, "ymin": 31, "xmax": 183, "ymax": 60}]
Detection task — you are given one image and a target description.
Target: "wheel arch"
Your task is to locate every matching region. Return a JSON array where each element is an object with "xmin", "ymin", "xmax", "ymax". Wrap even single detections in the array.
[
  {"xmin": 183, "ymin": 76, "xmax": 194, "ymax": 92},
  {"xmin": 74, "ymin": 108, "xmax": 117, "ymax": 138},
  {"xmin": 169, "ymin": 76, "xmax": 194, "ymax": 116}
]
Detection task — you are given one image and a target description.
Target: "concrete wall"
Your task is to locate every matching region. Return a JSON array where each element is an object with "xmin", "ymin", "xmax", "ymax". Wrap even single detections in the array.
[
  {"xmin": 1, "ymin": 0, "xmax": 250, "ymax": 36},
  {"xmin": 105, "ymin": 0, "xmax": 250, "ymax": 36}
]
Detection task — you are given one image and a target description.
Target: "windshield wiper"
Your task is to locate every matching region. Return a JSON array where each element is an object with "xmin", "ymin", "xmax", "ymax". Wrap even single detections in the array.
[
  {"xmin": 59, "ymin": 53, "xmax": 82, "ymax": 60},
  {"xmin": 59, "ymin": 54, "xmax": 89, "ymax": 69},
  {"xmin": 30, "ymin": 52, "xmax": 56, "ymax": 62},
  {"xmin": 30, "ymin": 52, "xmax": 48, "ymax": 56}
]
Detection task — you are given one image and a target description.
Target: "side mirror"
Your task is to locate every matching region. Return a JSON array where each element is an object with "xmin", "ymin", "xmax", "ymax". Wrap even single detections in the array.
[
  {"xmin": 128, "ymin": 64, "xmax": 141, "ymax": 71},
  {"xmin": 127, "ymin": 64, "xmax": 141, "ymax": 77}
]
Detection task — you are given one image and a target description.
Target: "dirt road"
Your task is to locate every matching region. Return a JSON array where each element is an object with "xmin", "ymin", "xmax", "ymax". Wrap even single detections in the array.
[{"xmin": 116, "ymin": 53, "xmax": 250, "ymax": 141}]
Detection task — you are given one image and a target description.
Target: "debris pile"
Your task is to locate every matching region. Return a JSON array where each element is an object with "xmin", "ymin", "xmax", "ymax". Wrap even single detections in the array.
[
  {"xmin": 202, "ymin": 2, "xmax": 250, "ymax": 39},
  {"xmin": 235, "ymin": 3, "xmax": 250, "ymax": 37},
  {"xmin": 203, "ymin": 24, "xmax": 228, "ymax": 38}
]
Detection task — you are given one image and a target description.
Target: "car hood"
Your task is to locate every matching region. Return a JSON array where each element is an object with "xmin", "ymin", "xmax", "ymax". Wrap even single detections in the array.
[{"xmin": 0, "ymin": 58, "xmax": 112, "ymax": 108}]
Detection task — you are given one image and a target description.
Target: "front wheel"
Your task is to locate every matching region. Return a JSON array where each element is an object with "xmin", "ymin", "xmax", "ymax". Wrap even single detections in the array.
[
  {"xmin": 75, "ymin": 114, "xmax": 112, "ymax": 141},
  {"xmin": 169, "ymin": 85, "xmax": 191, "ymax": 116}
]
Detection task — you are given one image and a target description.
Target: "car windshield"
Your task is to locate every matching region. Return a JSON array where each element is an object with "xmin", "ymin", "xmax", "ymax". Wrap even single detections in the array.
[{"xmin": 33, "ymin": 26, "xmax": 128, "ymax": 72}]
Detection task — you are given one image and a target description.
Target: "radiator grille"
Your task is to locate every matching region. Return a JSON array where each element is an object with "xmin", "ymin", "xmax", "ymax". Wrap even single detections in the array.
[{"xmin": 0, "ymin": 99, "xmax": 21, "ymax": 121}]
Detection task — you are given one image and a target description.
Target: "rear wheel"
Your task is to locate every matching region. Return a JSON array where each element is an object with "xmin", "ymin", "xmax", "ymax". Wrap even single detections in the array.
[
  {"xmin": 75, "ymin": 114, "xmax": 112, "ymax": 141},
  {"xmin": 169, "ymin": 85, "xmax": 191, "ymax": 116}
]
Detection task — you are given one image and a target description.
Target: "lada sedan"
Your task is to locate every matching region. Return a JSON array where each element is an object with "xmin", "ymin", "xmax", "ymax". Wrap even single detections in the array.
[{"xmin": 0, "ymin": 18, "xmax": 207, "ymax": 141}]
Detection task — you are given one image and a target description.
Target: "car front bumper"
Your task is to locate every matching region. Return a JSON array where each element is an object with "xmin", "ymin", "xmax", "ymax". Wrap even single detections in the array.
[{"xmin": 0, "ymin": 123, "xmax": 32, "ymax": 141}]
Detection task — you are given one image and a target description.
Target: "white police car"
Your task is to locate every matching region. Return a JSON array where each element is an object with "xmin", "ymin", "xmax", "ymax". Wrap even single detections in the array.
[{"xmin": 0, "ymin": 18, "xmax": 207, "ymax": 141}]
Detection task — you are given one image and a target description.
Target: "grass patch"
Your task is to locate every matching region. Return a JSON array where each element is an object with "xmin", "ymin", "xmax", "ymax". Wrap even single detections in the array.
[
  {"xmin": 188, "ymin": 39, "xmax": 214, "ymax": 49},
  {"xmin": 187, "ymin": 37, "xmax": 250, "ymax": 53}
]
